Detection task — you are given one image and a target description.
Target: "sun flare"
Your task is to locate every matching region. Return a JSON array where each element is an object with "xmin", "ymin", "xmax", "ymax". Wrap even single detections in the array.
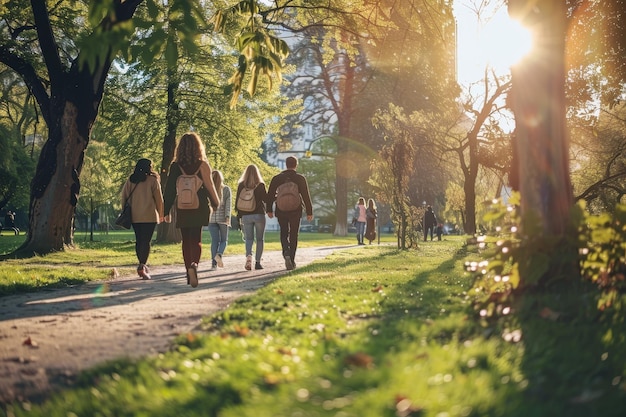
[{"xmin": 456, "ymin": 5, "xmax": 534, "ymax": 83}]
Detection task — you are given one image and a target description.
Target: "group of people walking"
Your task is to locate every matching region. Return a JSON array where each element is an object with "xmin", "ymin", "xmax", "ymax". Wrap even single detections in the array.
[
  {"xmin": 119, "ymin": 132, "xmax": 313, "ymax": 288},
  {"xmin": 353, "ymin": 197, "xmax": 377, "ymax": 245}
]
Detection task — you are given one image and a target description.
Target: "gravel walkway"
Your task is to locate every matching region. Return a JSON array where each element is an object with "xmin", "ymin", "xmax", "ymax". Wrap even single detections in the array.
[{"xmin": 0, "ymin": 246, "xmax": 346, "ymax": 405}]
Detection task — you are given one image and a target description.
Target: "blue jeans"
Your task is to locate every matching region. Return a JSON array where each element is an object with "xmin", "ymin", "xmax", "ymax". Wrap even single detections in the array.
[
  {"xmin": 241, "ymin": 213, "xmax": 266, "ymax": 262},
  {"xmin": 208, "ymin": 223, "xmax": 229, "ymax": 262},
  {"xmin": 356, "ymin": 221, "xmax": 366, "ymax": 243}
]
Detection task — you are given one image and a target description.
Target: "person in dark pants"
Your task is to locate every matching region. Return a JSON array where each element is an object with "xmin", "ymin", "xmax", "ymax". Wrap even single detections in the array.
[
  {"xmin": 423, "ymin": 205, "xmax": 437, "ymax": 241},
  {"xmin": 266, "ymin": 156, "xmax": 313, "ymax": 270},
  {"xmin": 120, "ymin": 159, "xmax": 165, "ymax": 280},
  {"xmin": 163, "ymin": 132, "xmax": 221, "ymax": 288}
]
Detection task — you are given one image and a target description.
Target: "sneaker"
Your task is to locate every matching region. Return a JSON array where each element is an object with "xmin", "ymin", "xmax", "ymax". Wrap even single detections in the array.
[
  {"xmin": 211, "ymin": 262, "xmax": 218, "ymax": 270},
  {"xmin": 284, "ymin": 255, "xmax": 294, "ymax": 270},
  {"xmin": 245, "ymin": 255, "xmax": 252, "ymax": 271},
  {"xmin": 137, "ymin": 264, "xmax": 151, "ymax": 280},
  {"xmin": 215, "ymin": 253, "xmax": 224, "ymax": 268},
  {"xmin": 187, "ymin": 263, "xmax": 198, "ymax": 288},
  {"xmin": 255, "ymin": 262, "xmax": 263, "ymax": 270}
]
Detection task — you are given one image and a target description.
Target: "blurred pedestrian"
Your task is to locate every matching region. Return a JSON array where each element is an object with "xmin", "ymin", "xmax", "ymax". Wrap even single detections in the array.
[
  {"xmin": 353, "ymin": 197, "xmax": 367, "ymax": 245},
  {"xmin": 365, "ymin": 198, "xmax": 377, "ymax": 244},
  {"xmin": 423, "ymin": 205, "xmax": 437, "ymax": 241}
]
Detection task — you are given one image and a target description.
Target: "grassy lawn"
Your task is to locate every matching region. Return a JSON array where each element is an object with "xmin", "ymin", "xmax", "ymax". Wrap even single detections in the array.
[
  {"xmin": 3, "ymin": 235, "xmax": 625, "ymax": 416},
  {"xmin": 0, "ymin": 229, "xmax": 396, "ymax": 296}
]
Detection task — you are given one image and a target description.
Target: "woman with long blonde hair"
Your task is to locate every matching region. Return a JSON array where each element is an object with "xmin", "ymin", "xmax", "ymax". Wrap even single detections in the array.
[
  {"xmin": 235, "ymin": 164, "xmax": 267, "ymax": 270},
  {"xmin": 163, "ymin": 132, "xmax": 220, "ymax": 288}
]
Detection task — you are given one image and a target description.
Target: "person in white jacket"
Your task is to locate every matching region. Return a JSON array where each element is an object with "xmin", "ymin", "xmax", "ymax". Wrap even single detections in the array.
[{"xmin": 208, "ymin": 170, "xmax": 231, "ymax": 269}]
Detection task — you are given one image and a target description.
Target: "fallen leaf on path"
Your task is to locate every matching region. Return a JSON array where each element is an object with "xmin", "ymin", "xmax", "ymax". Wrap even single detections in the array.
[
  {"xmin": 570, "ymin": 389, "xmax": 603, "ymax": 403},
  {"xmin": 234, "ymin": 325, "xmax": 249, "ymax": 337},
  {"xmin": 395, "ymin": 395, "xmax": 424, "ymax": 417},
  {"xmin": 22, "ymin": 337, "xmax": 38, "ymax": 347},
  {"xmin": 539, "ymin": 307, "xmax": 561, "ymax": 321},
  {"xmin": 344, "ymin": 352, "xmax": 373, "ymax": 368}
]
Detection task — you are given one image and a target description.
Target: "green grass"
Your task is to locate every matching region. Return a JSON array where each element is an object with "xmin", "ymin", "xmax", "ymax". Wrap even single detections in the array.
[
  {"xmin": 0, "ymin": 230, "xmax": 396, "ymax": 296},
  {"xmin": 3, "ymin": 236, "xmax": 625, "ymax": 416}
]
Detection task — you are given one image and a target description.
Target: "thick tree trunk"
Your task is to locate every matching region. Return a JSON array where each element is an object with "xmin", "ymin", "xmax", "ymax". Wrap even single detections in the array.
[
  {"xmin": 4, "ymin": 0, "xmax": 141, "ymax": 257},
  {"xmin": 509, "ymin": 2, "xmax": 573, "ymax": 235},
  {"xmin": 18, "ymin": 101, "xmax": 88, "ymax": 255}
]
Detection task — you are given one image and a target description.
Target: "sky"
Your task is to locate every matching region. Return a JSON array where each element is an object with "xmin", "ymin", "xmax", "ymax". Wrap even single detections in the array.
[{"xmin": 453, "ymin": 0, "xmax": 533, "ymax": 85}]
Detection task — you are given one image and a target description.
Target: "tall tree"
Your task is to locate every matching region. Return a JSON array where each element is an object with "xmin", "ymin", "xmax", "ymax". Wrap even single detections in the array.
[{"xmin": 281, "ymin": 1, "xmax": 456, "ymax": 235}]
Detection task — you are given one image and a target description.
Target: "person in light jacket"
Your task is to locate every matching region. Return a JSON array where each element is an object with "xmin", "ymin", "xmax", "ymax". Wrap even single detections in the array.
[
  {"xmin": 163, "ymin": 132, "xmax": 220, "ymax": 288},
  {"xmin": 120, "ymin": 158, "xmax": 164, "ymax": 280},
  {"xmin": 353, "ymin": 197, "xmax": 367, "ymax": 245},
  {"xmin": 235, "ymin": 164, "xmax": 267, "ymax": 271},
  {"xmin": 209, "ymin": 170, "xmax": 231, "ymax": 270}
]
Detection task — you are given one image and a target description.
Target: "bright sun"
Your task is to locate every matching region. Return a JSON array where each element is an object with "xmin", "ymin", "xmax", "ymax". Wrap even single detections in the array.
[{"xmin": 455, "ymin": 4, "xmax": 534, "ymax": 83}]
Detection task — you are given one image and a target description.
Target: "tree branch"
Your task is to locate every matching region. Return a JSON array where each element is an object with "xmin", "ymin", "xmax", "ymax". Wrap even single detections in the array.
[{"xmin": 0, "ymin": 45, "xmax": 51, "ymax": 125}]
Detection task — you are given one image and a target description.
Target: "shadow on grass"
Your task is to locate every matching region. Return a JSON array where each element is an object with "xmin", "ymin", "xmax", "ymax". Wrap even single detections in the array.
[{"xmin": 508, "ymin": 281, "xmax": 626, "ymax": 417}]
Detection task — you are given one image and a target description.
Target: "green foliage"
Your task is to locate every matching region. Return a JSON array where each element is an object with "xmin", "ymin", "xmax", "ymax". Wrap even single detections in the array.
[
  {"xmin": 578, "ymin": 202, "xmax": 626, "ymax": 310},
  {"xmin": 0, "ymin": 123, "xmax": 35, "ymax": 211},
  {"xmin": 214, "ymin": 1, "xmax": 289, "ymax": 108}
]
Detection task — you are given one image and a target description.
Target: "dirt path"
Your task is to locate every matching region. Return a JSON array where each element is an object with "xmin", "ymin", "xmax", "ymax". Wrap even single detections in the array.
[{"xmin": 0, "ymin": 246, "xmax": 346, "ymax": 405}]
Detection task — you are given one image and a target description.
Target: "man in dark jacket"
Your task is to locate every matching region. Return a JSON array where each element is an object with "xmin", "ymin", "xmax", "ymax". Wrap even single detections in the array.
[
  {"xmin": 423, "ymin": 205, "xmax": 437, "ymax": 241},
  {"xmin": 267, "ymin": 156, "xmax": 313, "ymax": 270}
]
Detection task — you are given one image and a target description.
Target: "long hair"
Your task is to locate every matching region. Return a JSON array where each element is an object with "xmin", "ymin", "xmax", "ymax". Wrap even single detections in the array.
[
  {"xmin": 357, "ymin": 197, "xmax": 365, "ymax": 206},
  {"xmin": 238, "ymin": 164, "xmax": 264, "ymax": 189},
  {"xmin": 130, "ymin": 158, "xmax": 158, "ymax": 184},
  {"xmin": 174, "ymin": 132, "xmax": 207, "ymax": 167},
  {"xmin": 367, "ymin": 198, "xmax": 377, "ymax": 211},
  {"xmin": 212, "ymin": 169, "xmax": 224, "ymax": 201}
]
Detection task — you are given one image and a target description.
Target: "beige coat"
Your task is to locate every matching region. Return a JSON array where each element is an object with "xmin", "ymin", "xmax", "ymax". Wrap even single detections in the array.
[{"xmin": 121, "ymin": 174, "xmax": 164, "ymax": 224}]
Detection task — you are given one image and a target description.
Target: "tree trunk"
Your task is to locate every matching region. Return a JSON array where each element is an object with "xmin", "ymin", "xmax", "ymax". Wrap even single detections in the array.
[
  {"xmin": 5, "ymin": 0, "xmax": 142, "ymax": 256},
  {"xmin": 332, "ymin": 52, "xmax": 354, "ymax": 237},
  {"xmin": 156, "ymin": 54, "xmax": 182, "ymax": 243},
  {"xmin": 334, "ymin": 139, "xmax": 350, "ymax": 237},
  {"xmin": 509, "ymin": 2, "xmax": 573, "ymax": 235},
  {"xmin": 17, "ymin": 95, "xmax": 93, "ymax": 255}
]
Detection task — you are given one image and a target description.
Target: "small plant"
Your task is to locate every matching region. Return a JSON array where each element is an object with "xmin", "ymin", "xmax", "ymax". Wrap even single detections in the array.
[
  {"xmin": 464, "ymin": 194, "xmax": 522, "ymax": 321},
  {"xmin": 466, "ymin": 193, "xmax": 626, "ymax": 319}
]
